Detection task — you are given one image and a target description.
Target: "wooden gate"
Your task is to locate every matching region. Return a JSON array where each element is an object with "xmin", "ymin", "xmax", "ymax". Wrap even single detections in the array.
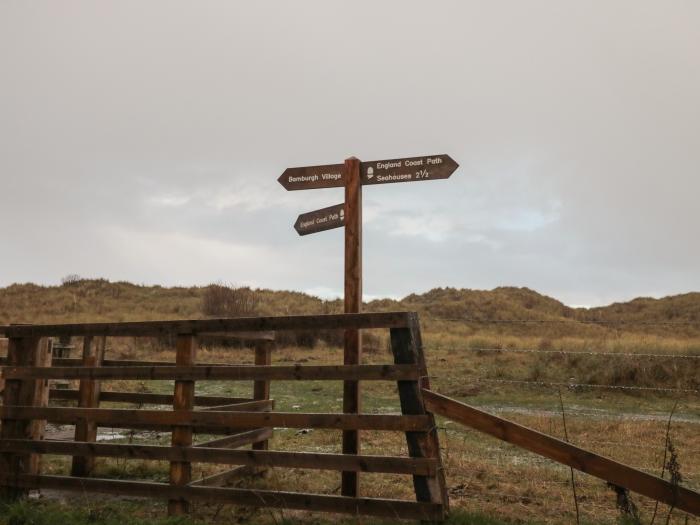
[{"xmin": 0, "ymin": 312, "xmax": 448, "ymax": 521}]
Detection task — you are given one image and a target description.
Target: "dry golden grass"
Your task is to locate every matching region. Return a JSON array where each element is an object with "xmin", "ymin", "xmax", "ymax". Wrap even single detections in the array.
[
  {"xmin": 17, "ymin": 337, "xmax": 696, "ymax": 525},
  {"xmin": 2, "ymin": 281, "xmax": 700, "ymax": 523}
]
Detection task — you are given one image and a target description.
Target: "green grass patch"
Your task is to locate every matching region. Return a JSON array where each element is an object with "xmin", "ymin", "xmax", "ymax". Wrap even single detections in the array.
[
  {"xmin": 0, "ymin": 501, "xmax": 525, "ymax": 525},
  {"xmin": 0, "ymin": 500, "xmax": 195, "ymax": 525}
]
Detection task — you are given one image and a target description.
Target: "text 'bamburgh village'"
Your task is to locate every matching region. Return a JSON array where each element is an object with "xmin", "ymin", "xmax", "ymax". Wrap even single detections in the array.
[{"xmin": 289, "ymin": 172, "xmax": 342, "ymax": 183}]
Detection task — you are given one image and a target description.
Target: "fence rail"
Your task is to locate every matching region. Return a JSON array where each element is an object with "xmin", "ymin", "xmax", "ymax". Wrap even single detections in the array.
[
  {"xmin": 0, "ymin": 474, "xmax": 444, "ymax": 521},
  {"xmin": 0, "ymin": 406, "xmax": 431, "ymax": 431},
  {"xmin": 0, "ymin": 312, "xmax": 410, "ymax": 338},
  {"xmin": 423, "ymin": 389, "xmax": 700, "ymax": 516},
  {"xmin": 0, "ymin": 439, "xmax": 437, "ymax": 475},
  {"xmin": 47, "ymin": 390, "xmax": 254, "ymax": 406},
  {"xmin": 2, "ymin": 364, "xmax": 421, "ymax": 381}
]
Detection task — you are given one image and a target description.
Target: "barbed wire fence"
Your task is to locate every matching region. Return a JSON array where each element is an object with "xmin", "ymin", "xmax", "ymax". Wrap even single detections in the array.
[
  {"xmin": 429, "ymin": 317, "xmax": 700, "ymax": 326},
  {"xmin": 423, "ymin": 315, "xmax": 700, "ymax": 516},
  {"xmin": 427, "ymin": 346, "xmax": 700, "ymax": 359},
  {"xmin": 423, "ymin": 315, "xmax": 700, "ymax": 396}
]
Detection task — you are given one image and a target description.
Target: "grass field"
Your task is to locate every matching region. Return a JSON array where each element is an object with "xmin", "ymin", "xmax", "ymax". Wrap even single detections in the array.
[
  {"xmin": 3, "ymin": 338, "xmax": 696, "ymax": 525},
  {"xmin": 1, "ymin": 281, "xmax": 699, "ymax": 524}
]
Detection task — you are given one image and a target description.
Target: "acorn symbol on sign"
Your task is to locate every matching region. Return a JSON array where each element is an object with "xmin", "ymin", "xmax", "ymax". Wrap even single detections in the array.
[
  {"xmin": 367, "ymin": 167, "xmax": 374, "ymax": 179},
  {"xmin": 340, "ymin": 209, "xmax": 345, "ymax": 221}
]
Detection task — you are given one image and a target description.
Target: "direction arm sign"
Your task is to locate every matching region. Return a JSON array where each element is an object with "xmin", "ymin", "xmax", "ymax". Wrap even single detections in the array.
[
  {"xmin": 278, "ymin": 164, "xmax": 345, "ymax": 191},
  {"xmin": 294, "ymin": 203, "xmax": 345, "ymax": 236},
  {"xmin": 361, "ymin": 154, "xmax": 458, "ymax": 185},
  {"xmin": 279, "ymin": 154, "xmax": 458, "ymax": 190}
]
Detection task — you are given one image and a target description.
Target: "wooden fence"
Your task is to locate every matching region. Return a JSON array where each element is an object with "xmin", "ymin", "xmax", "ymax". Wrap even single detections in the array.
[
  {"xmin": 0, "ymin": 312, "xmax": 449, "ymax": 521},
  {"xmin": 2, "ymin": 313, "xmax": 699, "ymax": 521}
]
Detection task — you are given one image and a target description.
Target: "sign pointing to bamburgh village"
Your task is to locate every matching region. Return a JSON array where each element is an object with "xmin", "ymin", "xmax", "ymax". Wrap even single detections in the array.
[
  {"xmin": 278, "ymin": 154, "xmax": 458, "ymax": 191},
  {"xmin": 294, "ymin": 203, "xmax": 344, "ymax": 236},
  {"xmin": 278, "ymin": 163, "xmax": 345, "ymax": 191}
]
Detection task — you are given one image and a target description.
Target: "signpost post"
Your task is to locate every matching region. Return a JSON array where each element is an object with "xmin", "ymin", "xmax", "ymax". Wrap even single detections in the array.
[
  {"xmin": 342, "ymin": 157, "xmax": 362, "ymax": 496},
  {"xmin": 279, "ymin": 153, "xmax": 458, "ymax": 497}
]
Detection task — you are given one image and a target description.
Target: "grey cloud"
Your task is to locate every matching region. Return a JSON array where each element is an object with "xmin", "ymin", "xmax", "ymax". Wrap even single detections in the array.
[{"xmin": 1, "ymin": 1, "xmax": 699, "ymax": 306}]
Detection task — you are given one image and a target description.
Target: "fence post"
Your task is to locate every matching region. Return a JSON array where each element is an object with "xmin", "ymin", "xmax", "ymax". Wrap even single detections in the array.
[
  {"xmin": 71, "ymin": 335, "xmax": 106, "ymax": 476},
  {"xmin": 342, "ymin": 155, "xmax": 363, "ymax": 497},
  {"xmin": 168, "ymin": 334, "xmax": 197, "ymax": 516},
  {"xmin": 390, "ymin": 313, "xmax": 449, "ymax": 516},
  {"xmin": 0, "ymin": 337, "xmax": 7, "ymax": 397},
  {"xmin": 29, "ymin": 338, "xmax": 52, "ymax": 476},
  {"xmin": 253, "ymin": 339, "xmax": 273, "ymax": 452},
  {"xmin": 0, "ymin": 336, "xmax": 52, "ymax": 501}
]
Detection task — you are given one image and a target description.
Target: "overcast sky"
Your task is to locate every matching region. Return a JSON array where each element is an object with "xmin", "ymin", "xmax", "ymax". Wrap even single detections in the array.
[{"xmin": 1, "ymin": 2, "xmax": 699, "ymax": 306}]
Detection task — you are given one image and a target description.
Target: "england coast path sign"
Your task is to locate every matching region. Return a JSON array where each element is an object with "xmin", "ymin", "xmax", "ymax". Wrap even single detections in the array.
[
  {"xmin": 278, "ymin": 153, "xmax": 458, "ymax": 499},
  {"xmin": 278, "ymin": 154, "xmax": 458, "ymax": 191},
  {"xmin": 361, "ymin": 154, "xmax": 458, "ymax": 185},
  {"xmin": 294, "ymin": 203, "xmax": 344, "ymax": 236}
]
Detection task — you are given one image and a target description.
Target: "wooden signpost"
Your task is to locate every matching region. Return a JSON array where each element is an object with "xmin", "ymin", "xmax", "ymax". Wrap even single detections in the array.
[
  {"xmin": 278, "ymin": 154, "xmax": 458, "ymax": 191},
  {"xmin": 279, "ymin": 153, "xmax": 458, "ymax": 497}
]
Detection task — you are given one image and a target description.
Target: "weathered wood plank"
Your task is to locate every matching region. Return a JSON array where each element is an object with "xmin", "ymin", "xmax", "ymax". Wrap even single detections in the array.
[
  {"xmin": 199, "ymin": 400, "xmax": 273, "ymax": 412},
  {"xmin": 1, "ymin": 474, "xmax": 443, "ymax": 520},
  {"xmin": 71, "ymin": 335, "xmax": 106, "ymax": 476},
  {"xmin": 391, "ymin": 319, "xmax": 449, "ymax": 515},
  {"xmin": 28, "ymin": 338, "xmax": 52, "ymax": 476},
  {"xmin": 0, "ymin": 326, "xmax": 258, "ymax": 340},
  {"xmin": 195, "ymin": 428, "xmax": 273, "ymax": 449},
  {"xmin": 6, "ymin": 331, "xmax": 274, "ymax": 342},
  {"xmin": 253, "ymin": 342, "xmax": 272, "ymax": 409},
  {"xmin": 190, "ymin": 466, "xmax": 256, "ymax": 487},
  {"xmin": 54, "ymin": 359, "xmax": 228, "ymax": 367},
  {"xmin": 49, "ymin": 389, "xmax": 252, "ymax": 407},
  {"xmin": 0, "ymin": 439, "xmax": 437, "ymax": 475},
  {"xmin": 0, "ymin": 337, "xmax": 52, "ymax": 500},
  {"xmin": 42, "ymin": 410, "xmax": 269, "ymax": 434},
  {"xmin": 199, "ymin": 331, "xmax": 275, "ymax": 341},
  {"xmin": 253, "ymin": 340, "xmax": 273, "ymax": 452},
  {"xmin": 2, "ymin": 312, "xmax": 411, "ymax": 338},
  {"xmin": 0, "ymin": 406, "xmax": 431, "ymax": 431},
  {"xmin": 169, "ymin": 334, "xmax": 196, "ymax": 515},
  {"xmin": 55, "ymin": 421, "xmax": 258, "ymax": 434},
  {"xmin": 3, "ymin": 364, "xmax": 420, "ymax": 381},
  {"xmin": 422, "ymin": 389, "xmax": 700, "ymax": 517}
]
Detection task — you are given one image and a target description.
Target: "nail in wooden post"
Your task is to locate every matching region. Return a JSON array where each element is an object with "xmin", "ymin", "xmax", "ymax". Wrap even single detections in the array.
[
  {"xmin": 71, "ymin": 335, "xmax": 106, "ymax": 476},
  {"xmin": 253, "ymin": 339, "xmax": 273, "ymax": 452},
  {"xmin": 168, "ymin": 334, "xmax": 197, "ymax": 516},
  {"xmin": 342, "ymin": 156, "xmax": 362, "ymax": 497}
]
